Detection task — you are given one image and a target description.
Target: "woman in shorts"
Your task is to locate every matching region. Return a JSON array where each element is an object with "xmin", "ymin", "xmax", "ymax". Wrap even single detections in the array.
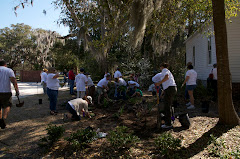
[{"xmin": 182, "ymin": 64, "xmax": 197, "ymax": 109}]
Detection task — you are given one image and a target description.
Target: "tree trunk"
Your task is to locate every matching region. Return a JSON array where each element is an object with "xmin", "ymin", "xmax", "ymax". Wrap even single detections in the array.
[{"xmin": 212, "ymin": 0, "xmax": 240, "ymax": 125}]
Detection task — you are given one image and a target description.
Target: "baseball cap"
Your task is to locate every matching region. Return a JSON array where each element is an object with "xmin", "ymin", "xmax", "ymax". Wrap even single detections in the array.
[{"xmin": 86, "ymin": 96, "xmax": 92, "ymax": 104}]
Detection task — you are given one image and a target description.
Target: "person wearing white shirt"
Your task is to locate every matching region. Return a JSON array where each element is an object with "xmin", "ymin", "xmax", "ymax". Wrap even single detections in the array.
[
  {"xmin": 75, "ymin": 68, "xmax": 88, "ymax": 98},
  {"xmin": 85, "ymin": 73, "xmax": 95, "ymax": 99},
  {"xmin": 182, "ymin": 64, "xmax": 197, "ymax": 109},
  {"xmin": 97, "ymin": 74, "xmax": 111, "ymax": 105},
  {"xmin": 0, "ymin": 60, "xmax": 19, "ymax": 129},
  {"xmin": 46, "ymin": 67, "xmax": 60, "ymax": 115},
  {"xmin": 64, "ymin": 96, "xmax": 92, "ymax": 121},
  {"xmin": 41, "ymin": 68, "xmax": 48, "ymax": 94},
  {"xmin": 114, "ymin": 77, "xmax": 127, "ymax": 99},
  {"xmin": 114, "ymin": 68, "xmax": 122, "ymax": 79},
  {"xmin": 127, "ymin": 77, "xmax": 140, "ymax": 96},
  {"xmin": 154, "ymin": 63, "xmax": 177, "ymax": 129},
  {"xmin": 128, "ymin": 80, "xmax": 140, "ymax": 89}
]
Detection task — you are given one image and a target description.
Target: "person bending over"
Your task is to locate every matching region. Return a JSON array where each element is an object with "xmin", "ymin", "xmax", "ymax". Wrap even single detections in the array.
[{"xmin": 64, "ymin": 96, "xmax": 92, "ymax": 121}]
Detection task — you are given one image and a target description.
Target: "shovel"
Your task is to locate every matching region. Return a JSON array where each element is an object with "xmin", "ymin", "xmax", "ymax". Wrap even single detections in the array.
[{"xmin": 16, "ymin": 95, "xmax": 24, "ymax": 107}]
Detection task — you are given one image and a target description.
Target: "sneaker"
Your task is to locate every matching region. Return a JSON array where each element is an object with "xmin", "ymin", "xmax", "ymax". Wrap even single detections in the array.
[
  {"xmin": 186, "ymin": 102, "xmax": 191, "ymax": 106},
  {"xmin": 187, "ymin": 105, "xmax": 195, "ymax": 109},
  {"xmin": 161, "ymin": 124, "xmax": 173, "ymax": 129},
  {"xmin": 0, "ymin": 119, "xmax": 6, "ymax": 129}
]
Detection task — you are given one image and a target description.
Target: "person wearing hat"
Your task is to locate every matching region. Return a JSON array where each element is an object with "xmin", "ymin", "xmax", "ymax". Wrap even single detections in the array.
[
  {"xmin": 64, "ymin": 96, "xmax": 92, "ymax": 121},
  {"xmin": 41, "ymin": 68, "xmax": 48, "ymax": 94}
]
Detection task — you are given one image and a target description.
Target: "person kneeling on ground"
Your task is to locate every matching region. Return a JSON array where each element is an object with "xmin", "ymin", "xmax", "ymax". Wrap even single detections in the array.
[
  {"xmin": 115, "ymin": 77, "xmax": 127, "ymax": 100},
  {"xmin": 131, "ymin": 86, "xmax": 143, "ymax": 97},
  {"xmin": 64, "ymin": 96, "xmax": 92, "ymax": 121}
]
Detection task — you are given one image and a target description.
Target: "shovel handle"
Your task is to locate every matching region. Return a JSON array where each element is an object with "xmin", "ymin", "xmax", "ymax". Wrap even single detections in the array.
[{"xmin": 17, "ymin": 95, "xmax": 20, "ymax": 103}]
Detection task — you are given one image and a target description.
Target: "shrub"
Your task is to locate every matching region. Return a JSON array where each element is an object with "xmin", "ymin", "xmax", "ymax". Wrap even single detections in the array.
[
  {"xmin": 107, "ymin": 126, "xmax": 139, "ymax": 150},
  {"xmin": 66, "ymin": 127, "xmax": 96, "ymax": 150},
  {"xmin": 208, "ymin": 134, "xmax": 227, "ymax": 158},
  {"xmin": 154, "ymin": 132, "xmax": 182, "ymax": 158},
  {"xmin": 39, "ymin": 125, "xmax": 65, "ymax": 149}
]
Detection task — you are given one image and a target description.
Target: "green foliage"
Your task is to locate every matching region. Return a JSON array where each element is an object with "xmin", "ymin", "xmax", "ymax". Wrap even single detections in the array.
[
  {"xmin": 0, "ymin": 23, "xmax": 62, "ymax": 69},
  {"xmin": 107, "ymin": 126, "xmax": 139, "ymax": 150},
  {"xmin": 194, "ymin": 82, "xmax": 213, "ymax": 101},
  {"xmin": 154, "ymin": 132, "xmax": 182, "ymax": 158},
  {"xmin": 208, "ymin": 134, "xmax": 227, "ymax": 158},
  {"xmin": 39, "ymin": 125, "xmax": 65, "ymax": 149},
  {"xmin": 113, "ymin": 106, "xmax": 125, "ymax": 119},
  {"xmin": 230, "ymin": 149, "xmax": 240, "ymax": 159},
  {"xmin": 127, "ymin": 97, "xmax": 142, "ymax": 105},
  {"xmin": 208, "ymin": 134, "xmax": 240, "ymax": 158},
  {"xmin": 66, "ymin": 128, "xmax": 96, "ymax": 150},
  {"xmin": 103, "ymin": 98, "xmax": 109, "ymax": 108}
]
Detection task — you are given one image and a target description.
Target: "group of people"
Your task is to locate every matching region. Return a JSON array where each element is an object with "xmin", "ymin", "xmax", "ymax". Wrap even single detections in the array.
[
  {"xmin": 40, "ymin": 67, "xmax": 93, "ymax": 120},
  {"xmin": 1, "ymin": 57, "xmax": 217, "ymax": 129},
  {"xmin": 40, "ymin": 67, "xmax": 142, "ymax": 121},
  {"xmin": 151, "ymin": 62, "xmax": 199, "ymax": 129}
]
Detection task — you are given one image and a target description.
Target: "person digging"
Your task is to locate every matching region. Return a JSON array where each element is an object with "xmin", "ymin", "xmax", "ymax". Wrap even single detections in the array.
[{"xmin": 64, "ymin": 96, "xmax": 92, "ymax": 122}]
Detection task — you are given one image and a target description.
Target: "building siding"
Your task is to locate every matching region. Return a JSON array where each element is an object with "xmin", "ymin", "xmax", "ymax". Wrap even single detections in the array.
[{"xmin": 186, "ymin": 15, "xmax": 240, "ymax": 83}]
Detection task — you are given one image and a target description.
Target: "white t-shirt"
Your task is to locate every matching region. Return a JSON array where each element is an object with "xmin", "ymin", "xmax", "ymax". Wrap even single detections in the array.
[
  {"xmin": 75, "ymin": 73, "xmax": 88, "ymax": 91},
  {"xmin": 161, "ymin": 68, "xmax": 177, "ymax": 90},
  {"xmin": 68, "ymin": 98, "xmax": 89, "ymax": 115},
  {"xmin": 117, "ymin": 78, "xmax": 127, "ymax": 86},
  {"xmin": 97, "ymin": 77, "xmax": 109, "ymax": 88},
  {"xmin": 41, "ymin": 72, "xmax": 47, "ymax": 83},
  {"xmin": 128, "ymin": 81, "xmax": 139, "ymax": 88},
  {"xmin": 0, "ymin": 66, "xmax": 15, "ymax": 93},
  {"xmin": 46, "ymin": 73, "xmax": 59, "ymax": 90},
  {"xmin": 114, "ymin": 70, "xmax": 122, "ymax": 78},
  {"xmin": 87, "ymin": 76, "xmax": 94, "ymax": 87},
  {"xmin": 152, "ymin": 73, "xmax": 164, "ymax": 83},
  {"xmin": 148, "ymin": 84, "xmax": 156, "ymax": 92},
  {"xmin": 212, "ymin": 68, "xmax": 217, "ymax": 80},
  {"xmin": 186, "ymin": 69, "xmax": 197, "ymax": 85}
]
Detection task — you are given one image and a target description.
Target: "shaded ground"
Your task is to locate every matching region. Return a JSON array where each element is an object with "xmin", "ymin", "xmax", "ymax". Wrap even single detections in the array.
[{"xmin": 0, "ymin": 89, "xmax": 239, "ymax": 158}]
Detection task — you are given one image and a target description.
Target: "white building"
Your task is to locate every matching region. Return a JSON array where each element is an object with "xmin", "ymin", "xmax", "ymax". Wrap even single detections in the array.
[{"xmin": 185, "ymin": 15, "xmax": 240, "ymax": 83}]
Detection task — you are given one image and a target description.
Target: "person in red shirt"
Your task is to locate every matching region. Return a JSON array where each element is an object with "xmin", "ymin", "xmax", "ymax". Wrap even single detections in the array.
[{"xmin": 68, "ymin": 68, "xmax": 75, "ymax": 95}]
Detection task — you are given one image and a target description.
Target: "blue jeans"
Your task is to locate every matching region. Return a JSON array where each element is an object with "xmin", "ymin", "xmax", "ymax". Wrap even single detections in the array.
[
  {"xmin": 69, "ymin": 80, "xmax": 74, "ymax": 94},
  {"xmin": 47, "ymin": 88, "xmax": 58, "ymax": 111},
  {"xmin": 66, "ymin": 103, "xmax": 80, "ymax": 121}
]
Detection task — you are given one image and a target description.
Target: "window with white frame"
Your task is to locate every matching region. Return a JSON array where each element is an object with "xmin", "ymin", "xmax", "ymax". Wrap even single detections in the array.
[
  {"xmin": 208, "ymin": 36, "xmax": 212, "ymax": 64},
  {"xmin": 193, "ymin": 46, "xmax": 195, "ymax": 66}
]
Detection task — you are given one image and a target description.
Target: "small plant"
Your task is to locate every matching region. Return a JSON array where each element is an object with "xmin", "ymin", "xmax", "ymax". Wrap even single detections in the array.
[
  {"xmin": 128, "ymin": 97, "xmax": 142, "ymax": 105},
  {"xmin": 107, "ymin": 126, "xmax": 139, "ymax": 150},
  {"xmin": 66, "ymin": 128, "xmax": 96, "ymax": 150},
  {"xmin": 39, "ymin": 125, "xmax": 65, "ymax": 149},
  {"xmin": 208, "ymin": 134, "xmax": 227, "ymax": 158},
  {"xmin": 154, "ymin": 132, "xmax": 182, "ymax": 158},
  {"xmin": 113, "ymin": 105, "xmax": 125, "ymax": 119},
  {"xmin": 103, "ymin": 98, "xmax": 109, "ymax": 107},
  {"xmin": 230, "ymin": 149, "xmax": 240, "ymax": 158}
]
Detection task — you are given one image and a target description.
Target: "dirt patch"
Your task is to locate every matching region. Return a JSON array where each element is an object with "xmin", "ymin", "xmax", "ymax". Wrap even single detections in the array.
[{"xmin": 0, "ymin": 90, "xmax": 239, "ymax": 158}]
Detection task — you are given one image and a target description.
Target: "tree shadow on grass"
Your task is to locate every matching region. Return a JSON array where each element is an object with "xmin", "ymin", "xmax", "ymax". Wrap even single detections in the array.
[{"xmin": 177, "ymin": 123, "xmax": 234, "ymax": 158}]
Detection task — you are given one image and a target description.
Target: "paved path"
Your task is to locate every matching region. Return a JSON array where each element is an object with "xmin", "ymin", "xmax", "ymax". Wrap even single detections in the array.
[{"xmin": 11, "ymin": 82, "xmax": 69, "ymax": 99}]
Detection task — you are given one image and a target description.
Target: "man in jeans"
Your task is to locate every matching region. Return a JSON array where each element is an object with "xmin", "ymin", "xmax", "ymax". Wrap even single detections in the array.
[
  {"xmin": 68, "ymin": 68, "xmax": 75, "ymax": 95},
  {"xmin": 0, "ymin": 60, "xmax": 19, "ymax": 129}
]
